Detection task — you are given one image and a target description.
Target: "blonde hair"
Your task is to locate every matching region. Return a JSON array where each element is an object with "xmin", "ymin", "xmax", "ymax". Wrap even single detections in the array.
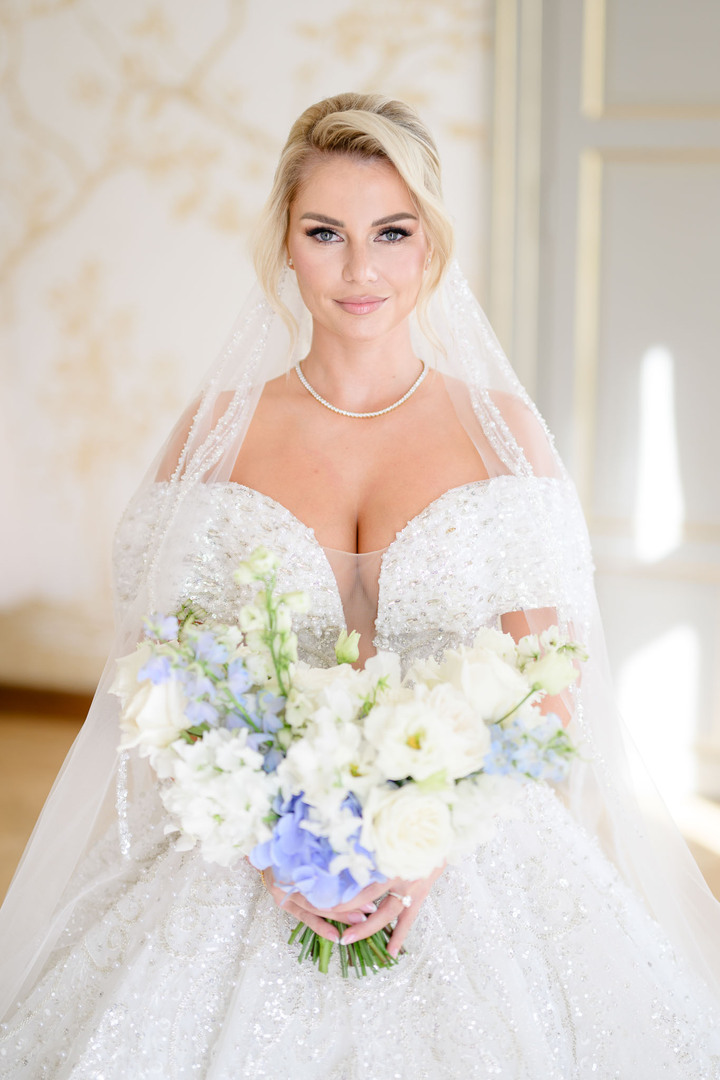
[{"xmin": 253, "ymin": 92, "xmax": 454, "ymax": 348}]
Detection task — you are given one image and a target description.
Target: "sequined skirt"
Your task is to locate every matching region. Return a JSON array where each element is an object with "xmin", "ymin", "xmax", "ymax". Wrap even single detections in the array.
[{"xmin": 1, "ymin": 784, "xmax": 718, "ymax": 1079}]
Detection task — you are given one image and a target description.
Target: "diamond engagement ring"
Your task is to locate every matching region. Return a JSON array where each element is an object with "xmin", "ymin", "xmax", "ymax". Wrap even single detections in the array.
[{"xmin": 389, "ymin": 892, "xmax": 413, "ymax": 908}]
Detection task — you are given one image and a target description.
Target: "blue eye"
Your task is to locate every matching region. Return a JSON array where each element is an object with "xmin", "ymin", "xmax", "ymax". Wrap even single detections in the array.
[
  {"xmin": 307, "ymin": 227, "xmax": 340, "ymax": 243},
  {"xmin": 377, "ymin": 227, "xmax": 411, "ymax": 242}
]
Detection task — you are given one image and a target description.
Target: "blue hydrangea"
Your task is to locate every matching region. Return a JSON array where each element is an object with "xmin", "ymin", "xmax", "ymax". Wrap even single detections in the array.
[{"xmin": 251, "ymin": 795, "xmax": 385, "ymax": 909}]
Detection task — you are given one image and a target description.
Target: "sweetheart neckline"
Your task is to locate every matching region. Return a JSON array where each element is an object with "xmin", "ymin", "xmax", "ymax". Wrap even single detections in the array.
[{"xmin": 216, "ymin": 477, "xmax": 498, "ymax": 558}]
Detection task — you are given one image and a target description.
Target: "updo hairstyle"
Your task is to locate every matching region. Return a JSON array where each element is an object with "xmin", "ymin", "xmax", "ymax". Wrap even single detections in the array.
[{"xmin": 254, "ymin": 92, "xmax": 454, "ymax": 346}]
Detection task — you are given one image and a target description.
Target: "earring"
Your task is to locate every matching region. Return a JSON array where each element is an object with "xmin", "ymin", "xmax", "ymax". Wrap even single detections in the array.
[{"xmin": 287, "ymin": 256, "xmax": 294, "ymax": 268}]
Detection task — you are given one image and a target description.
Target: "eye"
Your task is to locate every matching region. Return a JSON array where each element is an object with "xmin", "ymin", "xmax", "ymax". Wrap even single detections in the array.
[
  {"xmin": 376, "ymin": 227, "xmax": 411, "ymax": 243},
  {"xmin": 306, "ymin": 227, "xmax": 341, "ymax": 243}
]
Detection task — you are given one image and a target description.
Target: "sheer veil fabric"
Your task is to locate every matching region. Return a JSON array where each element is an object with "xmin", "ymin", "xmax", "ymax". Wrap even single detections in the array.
[{"xmin": 1, "ymin": 261, "xmax": 719, "ymax": 1026}]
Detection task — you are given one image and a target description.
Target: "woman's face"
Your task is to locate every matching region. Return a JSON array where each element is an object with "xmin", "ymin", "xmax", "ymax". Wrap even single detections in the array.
[{"xmin": 286, "ymin": 155, "xmax": 429, "ymax": 345}]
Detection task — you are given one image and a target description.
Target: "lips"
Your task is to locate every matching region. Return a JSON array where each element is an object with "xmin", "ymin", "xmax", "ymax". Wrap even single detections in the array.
[{"xmin": 334, "ymin": 296, "xmax": 387, "ymax": 315}]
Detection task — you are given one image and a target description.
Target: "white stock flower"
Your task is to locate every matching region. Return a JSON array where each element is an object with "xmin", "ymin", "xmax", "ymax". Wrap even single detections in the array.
[
  {"xmin": 239, "ymin": 603, "xmax": 268, "ymax": 633},
  {"xmin": 361, "ymin": 784, "xmax": 453, "ymax": 880},
  {"xmin": 160, "ymin": 728, "xmax": 276, "ymax": 866},
  {"xmin": 278, "ymin": 590, "xmax": 310, "ymax": 613},
  {"xmin": 516, "ymin": 634, "xmax": 541, "ymax": 666},
  {"xmin": 234, "ymin": 547, "xmax": 281, "ymax": 584},
  {"xmin": 278, "ymin": 709, "xmax": 365, "ymax": 803}
]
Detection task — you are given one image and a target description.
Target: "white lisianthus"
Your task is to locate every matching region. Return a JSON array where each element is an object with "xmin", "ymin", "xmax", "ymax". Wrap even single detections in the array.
[
  {"xmin": 361, "ymin": 784, "xmax": 453, "ymax": 879},
  {"xmin": 523, "ymin": 651, "xmax": 578, "ymax": 696},
  {"xmin": 405, "ymin": 654, "xmax": 442, "ymax": 687},
  {"xmin": 288, "ymin": 661, "xmax": 370, "ymax": 725},
  {"xmin": 364, "ymin": 683, "xmax": 490, "ymax": 782},
  {"xmin": 364, "ymin": 650, "xmax": 402, "ymax": 691},
  {"xmin": 111, "ymin": 649, "xmax": 190, "ymax": 754}
]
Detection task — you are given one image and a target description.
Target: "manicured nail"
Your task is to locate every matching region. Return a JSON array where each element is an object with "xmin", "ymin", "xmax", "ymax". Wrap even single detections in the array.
[
  {"xmin": 344, "ymin": 912, "xmax": 367, "ymax": 925},
  {"xmin": 340, "ymin": 931, "xmax": 356, "ymax": 946},
  {"xmin": 361, "ymin": 903, "xmax": 377, "ymax": 914}
]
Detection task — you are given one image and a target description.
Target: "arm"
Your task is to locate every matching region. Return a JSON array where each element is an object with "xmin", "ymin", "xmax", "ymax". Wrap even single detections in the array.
[{"xmin": 501, "ymin": 607, "xmax": 578, "ymax": 727}]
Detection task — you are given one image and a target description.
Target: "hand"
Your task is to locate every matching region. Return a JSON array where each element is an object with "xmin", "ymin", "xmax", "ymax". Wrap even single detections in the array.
[
  {"xmin": 335, "ymin": 864, "xmax": 446, "ymax": 959},
  {"xmin": 257, "ymin": 865, "xmax": 377, "ymax": 943}
]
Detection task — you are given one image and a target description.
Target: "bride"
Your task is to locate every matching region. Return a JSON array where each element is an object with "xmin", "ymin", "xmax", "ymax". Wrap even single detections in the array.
[{"xmin": 1, "ymin": 92, "xmax": 719, "ymax": 1078}]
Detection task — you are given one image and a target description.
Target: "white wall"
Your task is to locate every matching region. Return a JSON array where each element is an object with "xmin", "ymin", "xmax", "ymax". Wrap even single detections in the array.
[{"xmin": 0, "ymin": 0, "xmax": 494, "ymax": 690}]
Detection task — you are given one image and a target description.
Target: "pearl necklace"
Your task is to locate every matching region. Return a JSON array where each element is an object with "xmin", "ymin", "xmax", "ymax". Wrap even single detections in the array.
[{"xmin": 294, "ymin": 360, "xmax": 428, "ymax": 419}]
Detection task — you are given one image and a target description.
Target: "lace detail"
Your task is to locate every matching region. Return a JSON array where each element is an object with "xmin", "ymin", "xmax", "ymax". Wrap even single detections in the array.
[
  {"xmin": 2, "ymin": 479, "xmax": 718, "ymax": 1079},
  {"xmin": 113, "ymin": 476, "xmax": 594, "ymax": 670},
  {"xmin": 1, "ymin": 785, "xmax": 718, "ymax": 1078}
]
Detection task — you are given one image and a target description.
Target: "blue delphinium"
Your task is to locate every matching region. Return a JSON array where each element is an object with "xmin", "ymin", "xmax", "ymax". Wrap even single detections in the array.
[
  {"xmin": 137, "ymin": 654, "xmax": 172, "ymax": 685},
  {"xmin": 143, "ymin": 614, "xmax": 179, "ymax": 643},
  {"xmin": 483, "ymin": 714, "xmax": 575, "ymax": 783}
]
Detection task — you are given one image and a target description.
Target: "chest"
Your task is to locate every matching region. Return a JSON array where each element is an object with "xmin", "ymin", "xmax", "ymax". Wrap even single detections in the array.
[
  {"xmin": 133, "ymin": 477, "xmax": 585, "ymax": 673},
  {"xmin": 230, "ymin": 382, "xmax": 488, "ymax": 553}
]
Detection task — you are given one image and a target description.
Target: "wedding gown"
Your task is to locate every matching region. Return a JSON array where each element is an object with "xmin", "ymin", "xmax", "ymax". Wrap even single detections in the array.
[{"xmin": 2, "ymin": 476, "xmax": 719, "ymax": 1079}]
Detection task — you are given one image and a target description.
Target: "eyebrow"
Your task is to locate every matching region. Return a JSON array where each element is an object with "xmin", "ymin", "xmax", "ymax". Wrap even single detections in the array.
[{"xmin": 299, "ymin": 212, "xmax": 418, "ymax": 227}]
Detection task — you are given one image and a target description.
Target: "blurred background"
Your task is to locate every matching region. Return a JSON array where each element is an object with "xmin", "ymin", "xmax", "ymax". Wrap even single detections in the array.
[{"xmin": 1, "ymin": 0, "xmax": 719, "ymax": 896}]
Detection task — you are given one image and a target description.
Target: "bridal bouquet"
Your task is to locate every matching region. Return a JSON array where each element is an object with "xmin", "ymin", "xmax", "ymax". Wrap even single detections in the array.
[{"xmin": 111, "ymin": 547, "xmax": 585, "ymax": 976}]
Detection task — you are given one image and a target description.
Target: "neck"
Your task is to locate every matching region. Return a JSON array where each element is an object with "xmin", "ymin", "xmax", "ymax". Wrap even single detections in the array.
[{"xmin": 299, "ymin": 321, "xmax": 421, "ymax": 414}]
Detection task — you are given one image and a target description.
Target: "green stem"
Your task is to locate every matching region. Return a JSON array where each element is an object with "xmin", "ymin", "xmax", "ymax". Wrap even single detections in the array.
[{"xmin": 496, "ymin": 687, "xmax": 538, "ymax": 725}]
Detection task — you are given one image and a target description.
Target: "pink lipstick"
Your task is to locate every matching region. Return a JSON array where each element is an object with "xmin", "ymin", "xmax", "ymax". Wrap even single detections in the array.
[{"xmin": 334, "ymin": 296, "xmax": 386, "ymax": 315}]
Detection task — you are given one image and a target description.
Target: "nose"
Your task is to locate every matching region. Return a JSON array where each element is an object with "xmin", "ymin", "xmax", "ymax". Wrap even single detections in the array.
[{"xmin": 342, "ymin": 242, "xmax": 378, "ymax": 284}]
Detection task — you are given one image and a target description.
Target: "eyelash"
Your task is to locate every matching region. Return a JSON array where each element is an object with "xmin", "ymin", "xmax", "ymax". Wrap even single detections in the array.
[{"xmin": 305, "ymin": 226, "xmax": 411, "ymax": 244}]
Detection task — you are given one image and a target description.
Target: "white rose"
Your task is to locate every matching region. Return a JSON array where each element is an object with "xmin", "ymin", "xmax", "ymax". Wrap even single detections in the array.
[
  {"xmin": 116, "ymin": 673, "xmax": 190, "ymax": 754},
  {"xmin": 109, "ymin": 642, "xmax": 154, "ymax": 706},
  {"xmin": 361, "ymin": 785, "xmax": 453, "ymax": 879}
]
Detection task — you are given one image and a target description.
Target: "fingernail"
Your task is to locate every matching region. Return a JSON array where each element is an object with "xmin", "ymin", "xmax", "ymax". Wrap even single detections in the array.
[
  {"xmin": 340, "ymin": 932, "xmax": 356, "ymax": 946},
  {"xmin": 361, "ymin": 903, "xmax": 377, "ymax": 914},
  {"xmin": 344, "ymin": 912, "xmax": 367, "ymax": 925}
]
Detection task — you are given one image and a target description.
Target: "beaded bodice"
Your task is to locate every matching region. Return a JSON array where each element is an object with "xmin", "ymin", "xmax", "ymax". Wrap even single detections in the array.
[{"xmin": 114, "ymin": 475, "xmax": 593, "ymax": 670}]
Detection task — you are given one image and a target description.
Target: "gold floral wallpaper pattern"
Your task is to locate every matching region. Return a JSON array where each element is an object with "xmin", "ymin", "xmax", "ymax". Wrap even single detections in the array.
[{"xmin": 0, "ymin": 0, "xmax": 494, "ymax": 689}]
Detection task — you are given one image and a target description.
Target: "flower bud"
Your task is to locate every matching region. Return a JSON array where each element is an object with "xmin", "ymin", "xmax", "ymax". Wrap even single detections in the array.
[{"xmin": 334, "ymin": 629, "xmax": 361, "ymax": 665}]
